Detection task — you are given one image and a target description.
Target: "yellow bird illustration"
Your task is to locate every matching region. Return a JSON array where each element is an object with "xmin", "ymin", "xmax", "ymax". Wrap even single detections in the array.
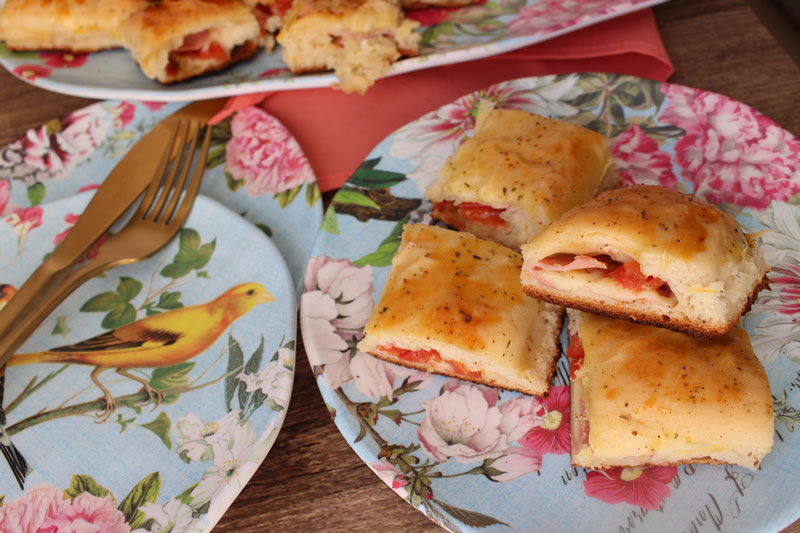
[{"xmin": 6, "ymin": 282, "xmax": 274, "ymax": 421}]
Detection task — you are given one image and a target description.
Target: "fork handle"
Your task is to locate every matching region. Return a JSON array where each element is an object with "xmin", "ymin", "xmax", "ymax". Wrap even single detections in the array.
[{"xmin": 0, "ymin": 252, "xmax": 126, "ymax": 366}]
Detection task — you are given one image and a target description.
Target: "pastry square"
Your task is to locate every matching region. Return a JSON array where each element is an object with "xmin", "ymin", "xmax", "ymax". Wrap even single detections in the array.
[
  {"xmin": 520, "ymin": 185, "xmax": 770, "ymax": 336},
  {"xmin": 276, "ymin": 0, "xmax": 420, "ymax": 94},
  {"xmin": 118, "ymin": 0, "xmax": 262, "ymax": 84},
  {"xmin": 568, "ymin": 310, "xmax": 774, "ymax": 470},
  {"xmin": 425, "ymin": 103, "xmax": 617, "ymax": 249},
  {"xmin": 357, "ymin": 223, "xmax": 563, "ymax": 396}
]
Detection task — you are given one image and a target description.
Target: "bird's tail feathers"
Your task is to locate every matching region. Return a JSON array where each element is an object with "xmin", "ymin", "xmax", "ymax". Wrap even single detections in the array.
[
  {"xmin": 0, "ymin": 439, "xmax": 31, "ymax": 490},
  {"xmin": 7, "ymin": 351, "xmax": 66, "ymax": 368}
]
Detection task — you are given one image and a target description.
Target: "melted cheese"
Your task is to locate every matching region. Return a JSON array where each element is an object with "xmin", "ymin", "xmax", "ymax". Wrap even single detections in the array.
[{"xmin": 570, "ymin": 312, "xmax": 773, "ymax": 470}]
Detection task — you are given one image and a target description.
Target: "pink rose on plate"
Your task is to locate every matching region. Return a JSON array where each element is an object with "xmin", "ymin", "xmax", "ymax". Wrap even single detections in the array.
[
  {"xmin": 584, "ymin": 466, "xmax": 678, "ymax": 510},
  {"xmin": 42, "ymin": 492, "xmax": 129, "ymax": 533},
  {"xmin": 659, "ymin": 84, "xmax": 800, "ymax": 209},
  {"xmin": 225, "ymin": 106, "xmax": 314, "ymax": 196},
  {"xmin": 508, "ymin": 0, "xmax": 630, "ymax": 36},
  {"xmin": 612, "ymin": 123, "xmax": 677, "ymax": 188},
  {"xmin": 0, "ymin": 483, "xmax": 65, "ymax": 533},
  {"xmin": 0, "ymin": 483, "xmax": 129, "ymax": 533}
]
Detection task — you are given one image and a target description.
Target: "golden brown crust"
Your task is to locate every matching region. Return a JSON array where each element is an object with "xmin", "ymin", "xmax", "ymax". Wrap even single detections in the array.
[
  {"xmin": 570, "ymin": 312, "xmax": 774, "ymax": 470},
  {"xmin": 523, "ymin": 272, "xmax": 770, "ymax": 337},
  {"xmin": 358, "ymin": 224, "xmax": 563, "ymax": 396},
  {"xmin": 520, "ymin": 185, "xmax": 771, "ymax": 336},
  {"xmin": 426, "ymin": 106, "xmax": 613, "ymax": 249}
]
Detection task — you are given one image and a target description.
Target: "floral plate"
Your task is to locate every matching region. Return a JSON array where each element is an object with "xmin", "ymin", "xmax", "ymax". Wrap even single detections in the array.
[
  {"xmin": 0, "ymin": 100, "xmax": 322, "ymax": 296},
  {"xmin": 0, "ymin": 100, "xmax": 322, "ymax": 531},
  {"xmin": 300, "ymin": 74, "xmax": 800, "ymax": 532},
  {"xmin": 0, "ymin": 0, "xmax": 665, "ymax": 101},
  {"xmin": 0, "ymin": 193, "xmax": 296, "ymax": 532}
]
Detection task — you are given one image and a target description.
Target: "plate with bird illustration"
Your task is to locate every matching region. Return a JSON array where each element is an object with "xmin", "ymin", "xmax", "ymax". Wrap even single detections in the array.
[
  {"xmin": 300, "ymin": 74, "xmax": 800, "ymax": 532},
  {"xmin": 0, "ymin": 192, "xmax": 296, "ymax": 532}
]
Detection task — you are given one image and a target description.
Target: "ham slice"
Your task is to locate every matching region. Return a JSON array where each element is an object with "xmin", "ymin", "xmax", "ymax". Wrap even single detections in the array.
[
  {"xmin": 532, "ymin": 254, "xmax": 612, "ymax": 272},
  {"xmin": 175, "ymin": 31, "xmax": 209, "ymax": 52}
]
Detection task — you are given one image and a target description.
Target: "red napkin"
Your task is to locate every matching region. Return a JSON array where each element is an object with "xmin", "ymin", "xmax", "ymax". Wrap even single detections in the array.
[{"xmin": 210, "ymin": 8, "xmax": 672, "ymax": 192}]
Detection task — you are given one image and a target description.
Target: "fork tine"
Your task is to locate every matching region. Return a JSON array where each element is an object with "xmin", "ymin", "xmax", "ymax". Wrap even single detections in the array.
[
  {"xmin": 134, "ymin": 120, "xmax": 182, "ymax": 219},
  {"xmin": 170, "ymin": 121, "xmax": 213, "ymax": 227},
  {"xmin": 148, "ymin": 119, "xmax": 192, "ymax": 221},
  {"xmin": 159, "ymin": 120, "xmax": 203, "ymax": 225}
]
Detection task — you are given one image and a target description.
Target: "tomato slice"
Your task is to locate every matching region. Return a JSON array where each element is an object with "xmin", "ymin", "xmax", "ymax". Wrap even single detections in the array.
[
  {"xmin": 432, "ymin": 201, "xmax": 465, "ymax": 231},
  {"xmin": 433, "ymin": 200, "xmax": 507, "ymax": 230},
  {"xmin": 379, "ymin": 345, "xmax": 483, "ymax": 380},
  {"xmin": 604, "ymin": 261, "xmax": 671, "ymax": 296},
  {"xmin": 566, "ymin": 335, "xmax": 584, "ymax": 380},
  {"xmin": 458, "ymin": 202, "xmax": 508, "ymax": 229},
  {"xmin": 381, "ymin": 345, "xmax": 442, "ymax": 364}
]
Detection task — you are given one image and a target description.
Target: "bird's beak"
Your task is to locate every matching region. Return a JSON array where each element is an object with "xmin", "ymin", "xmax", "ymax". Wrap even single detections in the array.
[{"xmin": 258, "ymin": 290, "xmax": 276, "ymax": 304}]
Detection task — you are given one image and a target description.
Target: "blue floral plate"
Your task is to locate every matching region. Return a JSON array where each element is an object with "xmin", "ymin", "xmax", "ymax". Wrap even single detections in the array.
[
  {"xmin": 0, "ymin": 193, "xmax": 296, "ymax": 531},
  {"xmin": 0, "ymin": 100, "xmax": 323, "ymax": 531},
  {"xmin": 0, "ymin": 0, "xmax": 665, "ymax": 101},
  {"xmin": 300, "ymin": 74, "xmax": 800, "ymax": 532}
]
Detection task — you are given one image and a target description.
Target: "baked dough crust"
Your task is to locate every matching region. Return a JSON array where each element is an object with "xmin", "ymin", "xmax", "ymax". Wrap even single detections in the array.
[
  {"xmin": 520, "ymin": 185, "xmax": 770, "ymax": 336},
  {"xmin": 569, "ymin": 311, "xmax": 774, "ymax": 470},
  {"xmin": 357, "ymin": 223, "xmax": 563, "ymax": 396},
  {"xmin": 425, "ymin": 104, "xmax": 616, "ymax": 249},
  {"xmin": 276, "ymin": 0, "xmax": 420, "ymax": 94},
  {"xmin": 0, "ymin": 0, "xmax": 262, "ymax": 83}
]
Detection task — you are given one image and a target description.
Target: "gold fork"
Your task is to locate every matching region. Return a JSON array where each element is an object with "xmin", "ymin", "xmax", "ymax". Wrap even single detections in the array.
[{"xmin": 0, "ymin": 117, "xmax": 212, "ymax": 364}]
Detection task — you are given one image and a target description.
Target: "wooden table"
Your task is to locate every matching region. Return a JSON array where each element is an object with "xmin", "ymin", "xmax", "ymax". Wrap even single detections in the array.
[{"xmin": 0, "ymin": 0, "xmax": 798, "ymax": 531}]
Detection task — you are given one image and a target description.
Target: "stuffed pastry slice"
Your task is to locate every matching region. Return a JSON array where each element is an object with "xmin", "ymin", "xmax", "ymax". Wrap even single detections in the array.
[
  {"xmin": 357, "ymin": 224, "xmax": 563, "ymax": 396},
  {"xmin": 117, "ymin": 0, "xmax": 262, "ymax": 84},
  {"xmin": 425, "ymin": 102, "xmax": 617, "ymax": 250},
  {"xmin": 276, "ymin": 0, "xmax": 420, "ymax": 94},
  {"xmin": 568, "ymin": 310, "xmax": 774, "ymax": 470},
  {"xmin": 241, "ymin": 0, "xmax": 293, "ymax": 51},
  {"xmin": 0, "ymin": 0, "xmax": 137, "ymax": 51},
  {"xmin": 520, "ymin": 185, "xmax": 769, "ymax": 336}
]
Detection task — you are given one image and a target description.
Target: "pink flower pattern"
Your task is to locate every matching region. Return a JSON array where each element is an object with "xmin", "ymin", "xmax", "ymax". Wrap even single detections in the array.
[
  {"xmin": 519, "ymin": 385, "xmax": 570, "ymax": 455},
  {"xmin": 0, "ymin": 104, "xmax": 108, "ymax": 185},
  {"xmin": 6, "ymin": 206, "xmax": 44, "ymax": 249},
  {"xmin": 0, "ymin": 179, "xmax": 12, "ymax": 215},
  {"xmin": 659, "ymin": 84, "xmax": 800, "ymax": 209},
  {"xmin": 54, "ymin": 212, "xmax": 108, "ymax": 262},
  {"xmin": 225, "ymin": 106, "xmax": 314, "ymax": 196},
  {"xmin": 764, "ymin": 262, "xmax": 800, "ymax": 316},
  {"xmin": 509, "ymin": 0, "xmax": 652, "ymax": 36},
  {"xmin": 584, "ymin": 466, "xmax": 678, "ymax": 510},
  {"xmin": 0, "ymin": 483, "xmax": 129, "ymax": 533},
  {"xmin": 13, "ymin": 64, "xmax": 52, "ymax": 81},
  {"xmin": 612, "ymin": 123, "xmax": 677, "ymax": 187},
  {"xmin": 39, "ymin": 51, "xmax": 88, "ymax": 69},
  {"xmin": 111, "ymin": 101, "xmax": 137, "ymax": 129}
]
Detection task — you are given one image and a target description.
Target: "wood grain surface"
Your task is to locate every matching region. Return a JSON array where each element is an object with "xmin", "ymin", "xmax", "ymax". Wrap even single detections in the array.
[{"xmin": 0, "ymin": 0, "xmax": 798, "ymax": 531}]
